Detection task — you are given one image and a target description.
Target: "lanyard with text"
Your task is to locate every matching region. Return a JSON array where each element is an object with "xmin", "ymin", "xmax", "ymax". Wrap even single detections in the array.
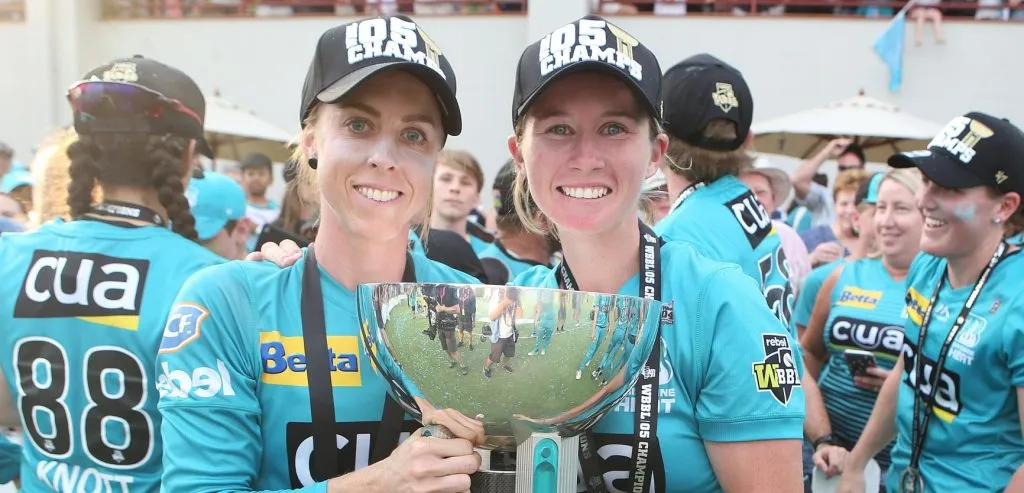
[
  {"xmin": 300, "ymin": 246, "xmax": 417, "ymax": 481},
  {"xmin": 900, "ymin": 241, "xmax": 1007, "ymax": 493},
  {"xmin": 88, "ymin": 200, "xmax": 166, "ymax": 227},
  {"xmin": 561, "ymin": 221, "xmax": 665, "ymax": 493},
  {"xmin": 668, "ymin": 181, "xmax": 706, "ymax": 214}
]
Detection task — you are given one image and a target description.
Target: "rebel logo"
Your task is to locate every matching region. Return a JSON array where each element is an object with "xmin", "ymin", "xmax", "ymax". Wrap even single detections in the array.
[
  {"xmin": 15, "ymin": 250, "xmax": 149, "ymax": 331},
  {"xmin": 752, "ymin": 333, "xmax": 801, "ymax": 406}
]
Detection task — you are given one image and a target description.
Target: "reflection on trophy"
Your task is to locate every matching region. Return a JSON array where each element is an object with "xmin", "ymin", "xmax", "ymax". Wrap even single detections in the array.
[{"xmin": 357, "ymin": 283, "xmax": 662, "ymax": 493}]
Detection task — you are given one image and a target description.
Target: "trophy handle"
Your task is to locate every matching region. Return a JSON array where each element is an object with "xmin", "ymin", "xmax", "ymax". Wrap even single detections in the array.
[{"xmin": 422, "ymin": 424, "xmax": 453, "ymax": 439}]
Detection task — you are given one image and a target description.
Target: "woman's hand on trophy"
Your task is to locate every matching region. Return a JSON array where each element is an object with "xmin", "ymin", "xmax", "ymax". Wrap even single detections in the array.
[
  {"xmin": 377, "ymin": 428, "xmax": 481, "ymax": 493},
  {"xmin": 420, "ymin": 404, "xmax": 486, "ymax": 446},
  {"xmin": 245, "ymin": 239, "xmax": 303, "ymax": 267}
]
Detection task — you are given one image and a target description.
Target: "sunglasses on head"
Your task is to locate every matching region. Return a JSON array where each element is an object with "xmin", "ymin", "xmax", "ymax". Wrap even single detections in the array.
[{"xmin": 66, "ymin": 81, "xmax": 202, "ymax": 127}]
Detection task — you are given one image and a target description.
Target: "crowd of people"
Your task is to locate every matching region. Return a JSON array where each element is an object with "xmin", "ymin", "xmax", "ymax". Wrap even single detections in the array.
[{"xmin": 0, "ymin": 9, "xmax": 1022, "ymax": 493}]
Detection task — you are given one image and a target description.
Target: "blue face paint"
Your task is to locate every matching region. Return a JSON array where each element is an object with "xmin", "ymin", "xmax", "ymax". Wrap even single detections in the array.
[{"xmin": 954, "ymin": 202, "xmax": 976, "ymax": 222}]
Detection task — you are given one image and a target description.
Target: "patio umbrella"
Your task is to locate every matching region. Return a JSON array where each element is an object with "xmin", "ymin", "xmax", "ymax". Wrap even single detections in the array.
[{"xmin": 204, "ymin": 93, "xmax": 295, "ymax": 164}]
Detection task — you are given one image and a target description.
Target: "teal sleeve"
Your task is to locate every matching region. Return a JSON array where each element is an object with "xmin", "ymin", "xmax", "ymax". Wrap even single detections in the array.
[
  {"xmin": 1003, "ymin": 296, "xmax": 1024, "ymax": 388},
  {"xmin": 694, "ymin": 267, "xmax": 806, "ymax": 442},
  {"xmin": 156, "ymin": 264, "xmax": 321, "ymax": 493},
  {"xmin": 0, "ymin": 434, "xmax": 19, "ymax": 484}
]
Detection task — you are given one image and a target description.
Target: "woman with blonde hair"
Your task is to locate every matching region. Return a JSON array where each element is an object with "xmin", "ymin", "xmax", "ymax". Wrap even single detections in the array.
[{"xmin": 799, "ymin": 168, "xmax": 924, "ymax": 485}]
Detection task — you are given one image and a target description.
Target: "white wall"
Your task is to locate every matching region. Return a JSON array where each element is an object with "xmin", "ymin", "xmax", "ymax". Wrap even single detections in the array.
[{"xmin": 0, "ymin": 2, "xmax": 1018, "ymax": 196}]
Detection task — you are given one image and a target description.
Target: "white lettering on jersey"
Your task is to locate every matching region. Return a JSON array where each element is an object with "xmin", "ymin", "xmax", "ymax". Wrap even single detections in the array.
[
  {"xmin": 156, "ymin": 360, "xmax": 236, "ymax": 399},
  {"xmin": 23, "ymin": 256, "xmax": 140, "ymax": 310},
  {"xmin": 36, "ymin": 460, "xmax": 134, "ymax": 493}
]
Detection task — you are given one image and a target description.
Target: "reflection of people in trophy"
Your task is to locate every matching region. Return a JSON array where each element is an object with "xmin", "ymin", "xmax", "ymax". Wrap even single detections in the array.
[
  {"xmin": 528, "ymin": 289, "xmax": 558, "ymax": 356},
  {"xmin": 434, "ymin": 285, "xmax": 469, "ymax": 375},
  {"xmin": 577, "ymin": 295, "xmax": 612, "ymax": 380},
  {"xmin": 406, "ymin": 286, "xmax": 419, "ymax": 315},
  {"xmin": 457, "ymin": 286, "xmax": 475, "ymax": 350},
  {"xmin": 555, "ymin": 290, "xmax": 568, "ymax": 332},
  {"xmin": 483, "ymin": 287, "xmax": 523, "ymax": 379},
  {"xmin": 422, "ymin": 284, "xmax": 441, "ymax": 340},
  {"xmin": 594, "ymin": 297, "xmax": 635, "ymax": 383}
]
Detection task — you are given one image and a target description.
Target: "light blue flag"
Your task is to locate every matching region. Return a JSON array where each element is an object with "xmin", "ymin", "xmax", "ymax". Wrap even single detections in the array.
[{"xmin": 873, "ymin": 7, "xmax": 909, "ymax": 93}]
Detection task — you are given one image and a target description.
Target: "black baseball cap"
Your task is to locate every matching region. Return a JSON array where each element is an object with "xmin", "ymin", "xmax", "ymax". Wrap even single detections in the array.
[
  {"xmin": 74, "ymin": 55, "xmax": 214, "ymax": 158},
  {"xmin": 662, "ymin": 53, "xmax": 754, "ymax": 152},
  {"xmin": 889, "ymin": 111, "xmax": 1024, "ymax": 195},
  {"xmin": 492, "ymin": 159, "xmax": 517, "ymax": 217},
  {"xmin": 512, "ymin": 15, "xmax": 661, "ymax": 126},
  {"xmin": 299, "ymin": 15, "xmax": 461, "ymax": 136}
]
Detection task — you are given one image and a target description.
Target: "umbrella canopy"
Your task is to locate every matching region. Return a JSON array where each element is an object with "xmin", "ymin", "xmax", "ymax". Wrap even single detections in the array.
[
  {"xmin": 204, "ymin": 95, "xmax": 295, "ymax": 163},
  {"xmin": 751, "ymin": 93, "xmax": 944, "ymax": 163}
]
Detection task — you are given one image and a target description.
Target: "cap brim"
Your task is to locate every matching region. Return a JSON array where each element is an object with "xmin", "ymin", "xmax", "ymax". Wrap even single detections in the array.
[
  {"xmin": 194, "ymin": 215, "xmax": 227, "ymax": 242},
  {"xmin": 196, "ymin": 137, "xmax": 215, "ymax": 159},
  {"xmin": 515, "ymin": 61, "xmax": 658, "ymax": 124},
  {"xmin": 316, "ymin": 62, "xmax": 462, "ymax": 137},
  {"xmin": 888, "ymin": 150, "xmax": 986, "ymax": 190}
]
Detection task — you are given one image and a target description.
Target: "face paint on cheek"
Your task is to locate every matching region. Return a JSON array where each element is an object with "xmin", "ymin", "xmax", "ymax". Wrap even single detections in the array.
[{"xmin": 953, "ymin": 203, "xmax": 977, "ymax": 222}]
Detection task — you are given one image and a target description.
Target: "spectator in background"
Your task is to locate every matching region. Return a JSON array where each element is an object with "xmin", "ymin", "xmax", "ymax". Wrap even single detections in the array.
[
  {"xmin": 431, "ymin": 149, "xmax": 495, "ymax": 255},
  {"xmin": 787, "ymin": 173, "xmax": 829, "ymax": 234},
  {"xmin": 239, "ymin": 152, "xmax": 280, "ymax": 249},
  {"xmin": 188, "ymin": 170, "xmax": 253, "ymax": 260},
  {"xmin": 219, "ymin": 162, "xmax": 243, "ymax": 186},
  {"xmin": 640, "ymin": 168, "xmax": 672, "ymax": 225},
  {"xmin": 792, "ymin": 138, "xmax": 866, "ymax": 229},
  {"xmin": 0, "ymin": 193, "xmax": 26, "ymax": 234},
  {"xmin": 28, "ymin": 127, "xmax": 82, "ymax": 226},
  {"xmin": 740, "ymin": 158, "xmax": 812, "ymax": 295},
  {"xmin": 0, "ymin": 142, "xmax": 12, "ymax": 177},
  {"xmin": 801, "ymin": 169, "xmax": 872, "ymax": 267},
  {"xmin": 478, "ymin": 160, "xmax": 555, "ymax": 285},
  {"xmin": 1, "ymin": 166, "xmax": 32, "ymax": 220},
  {"xmin": 910, "ymin": 0, "xmax": 946, "ymax": 45}
]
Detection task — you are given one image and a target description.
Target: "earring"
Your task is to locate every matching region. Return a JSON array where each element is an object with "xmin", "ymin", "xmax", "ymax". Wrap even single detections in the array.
[
  {"xmin": 994, "ymin": 217, "xmax": 1003, "ymax": 224},
  {"xmin": 308, "ymin": 157, "xmax": 318, "ymax": 170}
]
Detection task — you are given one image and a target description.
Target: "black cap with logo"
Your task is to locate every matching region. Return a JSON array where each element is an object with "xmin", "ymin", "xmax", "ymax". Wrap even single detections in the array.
[
  {"xmin": 662, "ymin": 53, "xmax": 754, "ymax": 152},
  {"xmin": 75, "ymin": 55, "xmax": 214, "ymax": 158},
  {"xmin": 512, "ymin": 15, "xmax": 661, "ymax": 126},
  {"xmin": 492, "ymin": 159, "xmax": 517, "ymax": 218},
  {"xmin": 889, "ymin": 111, "xmax": 1024, "ymax": 195},
  {"xmin": 299, "ymin": 15, "xmax": 461, "ymax": 136}
]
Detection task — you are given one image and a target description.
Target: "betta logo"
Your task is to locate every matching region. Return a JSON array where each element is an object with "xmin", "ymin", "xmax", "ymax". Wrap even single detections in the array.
[{"xmin": 751, "ymin": 333, "xmax": 802, "ymax": 406}]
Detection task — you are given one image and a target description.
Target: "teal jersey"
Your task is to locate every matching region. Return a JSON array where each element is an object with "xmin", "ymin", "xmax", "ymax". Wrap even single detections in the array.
[
  {"xmin": 0, "ymin": 433, "xmax": 19, "ymax": 484},
  {"xmin": 408, "ymin": 229, "xmax": 425, "ymax": 254},
  {"xmin": 819, "ymin": 258, "xmax": 905, "ymax": 467},
  {"xmin": 787, "ymin": 205, "xmax": 814, "ymax": 235},
  {"xmin": 536, "ymin": 290, "xmax": 558, "ymax": 328},
  {"xmin": 792, "ymin": 260, "xmax": 845, "ymax": 334},
  {"xmin": 155, "ymin": 251, "xmax": 477, "ymax": 492},
  {"xmin": 887, "ymin": 251, "xmax": 1024, "ymax": 492},
  {"xmin": 0, "ymin": 219, "xmax": 222, "ymax": 493},
  {"xmin": 594, "ymin": 297, "xmax": 612, "ymax": 328},
  {"xmin": 655, "ymin": 175, "xmax": 795, "ymax": 328},
  {"xmin": 1008, "ymin": 232, "xmax": 1024, "ymax": 246},
  {"xmin": 469, "ymin": 235, "xmax": 492, "ymax": 256},
  {"xmin": 478, "ymin": 241, "xmax": 548, "ymax": 281},
  {"xmin": 513, "ymin": 241, "xmax": 805, "ymax": 492}
]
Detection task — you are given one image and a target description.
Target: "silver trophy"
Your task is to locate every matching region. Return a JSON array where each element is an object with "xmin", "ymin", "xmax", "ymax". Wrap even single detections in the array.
[{"xmin": 356, "ymin": 283, "xmax": 662, "ymax": 493}]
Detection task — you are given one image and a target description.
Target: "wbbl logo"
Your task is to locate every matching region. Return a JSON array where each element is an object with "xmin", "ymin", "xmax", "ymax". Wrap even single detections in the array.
[{"xmin": 751, "ymin": 333, "xmax": 801, "ymax": 406}]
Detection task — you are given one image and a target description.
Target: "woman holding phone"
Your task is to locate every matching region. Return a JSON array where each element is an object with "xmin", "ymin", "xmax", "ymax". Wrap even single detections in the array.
[
  {"xmin": 838, "ymin": 112, "xmax": 1024, "ymax": 493},
  {"xmin": 799, "ymin": 168, "xmax": 924, "ymax": 482}
]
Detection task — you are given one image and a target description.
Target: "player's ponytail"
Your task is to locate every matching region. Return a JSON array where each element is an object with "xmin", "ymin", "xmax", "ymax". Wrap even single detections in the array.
[
  {"xmin": 66, "ymin": 138, "xmax": 103, "ymax": 219},
  {"xmin": 147, "ymin": 136, "xmax": 198, "ymax": 241}
]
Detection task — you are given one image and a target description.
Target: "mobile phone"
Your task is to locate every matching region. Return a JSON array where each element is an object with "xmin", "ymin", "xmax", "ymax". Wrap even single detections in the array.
[{"xmin": 844, "ymin": 349, "xmax": 877, "ymax": 377}]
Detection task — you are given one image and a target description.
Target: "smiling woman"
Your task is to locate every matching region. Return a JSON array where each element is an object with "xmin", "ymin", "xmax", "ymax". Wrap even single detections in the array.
[{"xmin": 154, "ymin": 15, "xmax": 490, "ymax": 493}]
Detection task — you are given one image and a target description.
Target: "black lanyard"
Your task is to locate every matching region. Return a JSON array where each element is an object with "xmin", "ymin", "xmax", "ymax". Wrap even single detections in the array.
[
  {"xmin": 907, "ymin": 242, "xmax": 1006, "ymax": 474},
  {"xmin": 668, "ymin": 181, "xmax": 706, "ymax": 214},
  {"xmin": 87, "ymin": 200, "xmax": 166, "ymax": 227},
  {"xmin": 561, "ymin": 221, "xmax": 665, "ymax": 493},
  {"xmin": 300, "ymin": 246, "xmax": 416, "ymax": 481}
]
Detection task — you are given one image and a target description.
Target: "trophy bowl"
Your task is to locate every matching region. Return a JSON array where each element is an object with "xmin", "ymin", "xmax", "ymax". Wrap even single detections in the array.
[{"xmin": 355, "ymin": 283, "xmax": 663, "ymax": 452}]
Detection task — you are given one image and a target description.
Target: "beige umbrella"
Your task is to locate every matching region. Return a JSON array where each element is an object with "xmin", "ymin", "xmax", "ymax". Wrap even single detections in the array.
[
  {"xmin": 751, "ymin": 91, "xmax": 943, "ymax": 163},
  {"xmin": 204, "ymin": 92, "xmax": 296, "ymax": 164}
]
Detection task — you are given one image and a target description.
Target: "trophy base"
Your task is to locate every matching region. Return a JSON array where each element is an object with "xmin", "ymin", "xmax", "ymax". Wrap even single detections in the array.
[{"xmin": 471, "ymin": 434, "xmax": 579, "ymax": 493}]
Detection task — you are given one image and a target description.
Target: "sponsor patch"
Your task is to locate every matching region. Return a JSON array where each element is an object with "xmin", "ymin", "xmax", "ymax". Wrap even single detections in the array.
[
  {"xmin": 836, "ymin": 286, "xmax": 883, "ymax": 310},
  {"xmin": 751, "ymin": 333, "xmax": 801, "ymax": 406},
  {"xmin": 259, "ymin": 331, "xmax": 362, "ymax": 387},
  {"xmin": 158, "ymin": 303, "xmax": 208, "ymax": 353},
  {"xmin": 905, "ymin": 287, "xmax": 929, "ymax": 326}
]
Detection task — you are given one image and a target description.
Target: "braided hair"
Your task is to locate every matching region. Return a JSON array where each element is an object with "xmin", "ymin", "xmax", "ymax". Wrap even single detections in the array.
[{"xmin": 66, "ymin": 133, "xmax": 198, "ymax": 241}]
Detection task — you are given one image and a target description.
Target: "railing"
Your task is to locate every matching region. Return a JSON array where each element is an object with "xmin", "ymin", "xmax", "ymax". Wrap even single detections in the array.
[
  {"xmin": 0, "ymin": 0, "xmax": 25, "ymax": 22},
  {"xmin": 595, "ymin": 0, "xmax": 1023, "ymax": 19},
  {"xmin": 100, "ymin": 0, "xmax": 526, "ymax": 19}
]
